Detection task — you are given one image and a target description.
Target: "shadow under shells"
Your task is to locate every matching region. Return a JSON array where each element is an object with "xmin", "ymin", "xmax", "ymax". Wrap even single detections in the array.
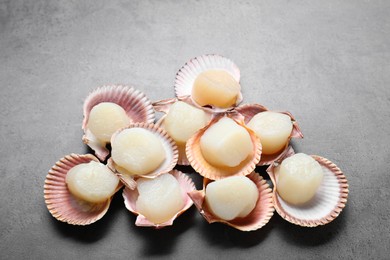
[
  {"xmin": 275, "ymin": 205, "xmax": 349, "ymax": 246},
  {"xmin": 125, "ymin": 204, "xmax": 198, "ymax": 256},
  {"xmin": 46, "ymin": 190, "xmax": 124, "ymax": 243},
  {"xmin": 197, "ymin": 213, "xmax": 276, "ymax": 248}
]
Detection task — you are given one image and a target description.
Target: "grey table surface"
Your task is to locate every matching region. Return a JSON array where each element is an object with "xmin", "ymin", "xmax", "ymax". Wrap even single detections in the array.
[{"xmin": 1, "ymin": 0, "xmax": 389, "ymax": 259}]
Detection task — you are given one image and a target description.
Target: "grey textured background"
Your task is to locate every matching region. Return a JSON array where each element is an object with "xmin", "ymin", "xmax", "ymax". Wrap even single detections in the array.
[{"xmin": 1, "ymin": 0, "xmax": 389, "ymax": 259}]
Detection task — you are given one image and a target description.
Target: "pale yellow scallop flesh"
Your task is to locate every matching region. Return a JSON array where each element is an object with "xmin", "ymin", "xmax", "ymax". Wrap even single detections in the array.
[
  {"xmin": 111, "ymin": 128, "xmax": 166, "ymax": 176},
  {"xmin": 277, "ymin": 153, "xmax": 324, "ymax": 205},
  {"xmin": 205, "ymin": 176, "xmax": 259, "ymax": 221},
  {"xmin": 87, "ymin": 102, "xmax": 131, "ymax": 143},
  {"xmin": 136, "ymin": 173, "xmax": 185, "ymax": 224},
  {"xmin": 65, "ymin": 160, "xmax": 120, "ymax": 203},
  {"xmin": 192, "ymin": 69, "xmax": 241, "ymax": 108},
  {"xmin": 200, "ymin": 117, "xmax": 253, "ymax": 168},
  {"xmin": 162, "ymin": 101, "xmax": 209, "ymax": 145},
  {"xmin": 247, "ymin": 111, "xmax": 293, "ymax": 155}
]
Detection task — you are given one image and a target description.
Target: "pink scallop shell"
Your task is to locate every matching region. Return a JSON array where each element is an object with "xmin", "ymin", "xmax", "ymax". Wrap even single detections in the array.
[
  {"xmin": 82, "ymin": 85, "xmax": 155, "ymax": 161},
  {"xmin": 122, "ymin": 170, "xmax": 196, "ymax": 228},
  {"xmin": 235, "ymin": 103, "xmax": 303, "ymax": 166},
  {"xmin": 153, "ymin": 98, "xmax": 212, "ymax": 166},
  {"xmin": 107, "ymin": 122, "xmax": 179, "ymax": 190},
  {"xmin": 267, "ymin": 151, "xmax": 349, "ymax": 227},
  {"xmin": 174, "ymin": 54, "xmax": 242, "ymax": 112},
  {"xmin": 188, "ymin": 172, "xmax": 274, "ymax": 231},
  {"xmin": 44, "ymin": 154, "xmax": 123, "ymax": 225},
  {"xmin": 186, "ymin": 114, "xmax": 262, "ymax": 180}
]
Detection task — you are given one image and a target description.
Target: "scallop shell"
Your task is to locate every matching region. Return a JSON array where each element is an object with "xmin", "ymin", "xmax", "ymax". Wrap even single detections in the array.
[
  {"xmin": 44, "ymin": 153, "xmax": 122, "ymax": 225},
  {"xmin": 186, "ymin": 114, "xmax": 262, "ymax": 180},
  {"xmin": 122, "ymin": 170, "xmax": 196, "ymax": 228},
  {"xmin": 107, "ymin": 122, "xmax": 179, "ymax": 189},
  {"xmin": 174, "ymin": 54, "xmax": 242, "ymax": 112},
  {"xmin": 82, "ymin": 85, "xmax": 155, "ymax": 161},
  {"xmin": 188, "ymin": 172, "xmax": 274, "ymax": 231},
  {"xmin": 235, "ymin": 103, "xmax": 303, "ymax": 166},
  {"xmin": 267, "ymin": 151, "xmax": 349, "ymax": 227},
  {"xmin": 153, "ymin": 97, "xmax": 212, "ymax": 166}
]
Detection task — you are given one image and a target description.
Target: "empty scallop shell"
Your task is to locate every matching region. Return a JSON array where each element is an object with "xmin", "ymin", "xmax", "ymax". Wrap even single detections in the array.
[
  {"xmin": 153, "ymin": 97, "xmax": 212, "ymax": 166},
  {"xmin": 186, "ymin": 114, "xmax": 262, "ymax": 180},
  {"xmin": 82, "ymin": 85, "xmax": 155, "ymax": 161},
  {"xmin": 188, "ymin": 172, "xmax": 274, "ymax": 231},
  {"xmin": 174, "ymin": 54, "xmax": 242, "ymax": 112},
  {"xmin": 267, "ymin": 149, "xmax": 349, "ymax": 227},
  {"xmin": 236, "ymin": 103, "xmax": 303, "ymax": 166},
  {"xmin": 44, "ymin": 153, "xmax": 122, "ymax": 225},
  {"xmin": 122, "ymin": 170, "xmax": 196, "ymax": 228},
  {"xmin": 107, "ymin": 122, "xmax": 179, "ymax": 189}
]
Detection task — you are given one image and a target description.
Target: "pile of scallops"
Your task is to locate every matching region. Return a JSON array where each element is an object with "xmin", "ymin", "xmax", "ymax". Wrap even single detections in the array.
[{"xmin": 44, "ymin": 55, "xmax": 349, "ymax": 230}]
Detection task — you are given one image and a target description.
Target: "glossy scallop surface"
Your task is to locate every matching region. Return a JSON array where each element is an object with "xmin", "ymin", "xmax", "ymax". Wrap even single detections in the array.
[{"xmin": 44, "ymin": 154, "xmax": 122, "ymax": 225}]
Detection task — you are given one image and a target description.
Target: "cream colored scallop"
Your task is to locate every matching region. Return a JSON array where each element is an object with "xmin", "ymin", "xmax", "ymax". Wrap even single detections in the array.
[
  {"xmin": 162, "ymin": 101, "xmax": 209, "ymax": 144},
  {"xmin": 247, "ymin": 111, "xmax": 293, "ymax": 155},
  {"xmin": 277, "ymin": 153, "xmax": 324, "ymax": 205},
  {"xmin": 111, "ymin": 128, "xmax": 166, "ymax": 176},
  {"xmin": 87, "ymin": 102, "xmax": 131, "ymax": 143},
  {"xmin": 200, "ymin": 117, "xmax": 253, "ymax": 167},
  {"xmin": 192, "ymin": 70, "xmax": 240, "ymax": 108},
  {"xmin": 65, "ymin": 160, "xmax": 119, "ymax": 203},
  {"xmin": 205, "ymin": 176, "xmax": 258, "ymax": 221},
  {"xmin": 136, "ymin": 174, "xmax": 184, "ymax": 224}
]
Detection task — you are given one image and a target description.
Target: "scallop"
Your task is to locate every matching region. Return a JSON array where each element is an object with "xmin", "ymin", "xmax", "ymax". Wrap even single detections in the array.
[
  {"xmin": 236, "ymin": 103, "xmax": 303, "ymax": 166},
  {"xmin": 44, "ymin": 154, "xmax": 122, "ymax": 225},
  {"xmin": 174, "ymin": 54, "xmax": 243, "ymax": 112},
  {"xmin": 188, "ymin": 172, "xmax": 274, "ymax": 231},
  {"xmin": 267, "ymin": 147, "xmax": 349, "ymax": 227},
  {"xmin": 122, "ymin": 170, "xmax": 196, "ymax": 228},
  {"xmin": 107, "ymin": 123, "xmax": 178, "ymax": 189},
  {"xmin": 66, "ymin": 160, "xmax": 120, "ymax": 203},
  {"xmin": 204, "ymin": 176, "xmax": 259, "ymax": 221},
  {"xmin": 82, "ymin": 85, "xmax": 155, "ymax": 161},
  {"xmin": 153, "ymin": 98, "xmax": 212, "ymax": 165},
  {"xmin": 186, "ymin": 114, "xmax": 261, "ymax": 180}
]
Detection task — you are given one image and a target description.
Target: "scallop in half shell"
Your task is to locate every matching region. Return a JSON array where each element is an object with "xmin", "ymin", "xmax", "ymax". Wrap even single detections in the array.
[
  {"xmin": 107, "ymin": 122, "xmax": 178, "ymax": 189},
  {"xmin": 188, "ymin": 172, "xmax": 274, "ymax": 231},
  {"xmin": 174, "ymin": 54, "xmax": 243, "ymax": 113},
  {"xmin": 186, "ymin": 113, "xmax": 262, "ymax": 180},
  {"xmin": 122, "ymin": 170, "xmax": 196, "ymax": 228},
  {"xmin": 44, "ymin": 153, "xmax": 122, "ymax": 225},
  {"xmin": 236, "ymin": 103, "xmax": 303, "ymax": 166},
  {"xmin": 82, "ymin": 85, "xmax": 155, "ymax": 161},
  {"xmin": 153, "ymin": 97, "xmax": 212, "ymax": 165},
  {"xmin": 267, "ymin": 147, "xmax": 349, "ymax": 227}
]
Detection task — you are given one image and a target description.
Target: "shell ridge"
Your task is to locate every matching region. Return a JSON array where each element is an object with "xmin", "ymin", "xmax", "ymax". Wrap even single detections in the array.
[
  {"xmin": 188, "ymin": 172, "xmax": 274, "ymax": 231},
  {"xmin": 109, "ymin": 123, "xmax": 178, "ymax": 183},
  {"xmin": 174, "ymin": 55, "xmax": 241, "ymax": 109},
  {"xmin": 186, "ymin": 116, "xmax": 262, "ymax": 180},
  {"xmin": 152, "ymin": 98, "xmax": 177, "ymax": 114},
  {"xmin": 83, "ymin": 85, "xmax": 155, "ymax": 160},
  {"xmin": 270, "ymin": 155, "xmax": 348, "ymax": 227},
  {"xmin": 237, "ymin": 105, "xmax": 301, "ymax": 165},
  {"xmin": 123, "ymin": 170, "xmax": 195, "ymax": 228},
  {"xmin": 44, "ymin": 153, "xmax": 114, "ymax": 225}
]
